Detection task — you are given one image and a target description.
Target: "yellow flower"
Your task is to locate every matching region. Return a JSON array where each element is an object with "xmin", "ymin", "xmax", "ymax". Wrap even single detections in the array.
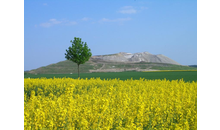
[{"xmin": 24, "ymin": 78, "xmax": 197, "ymax": 129}]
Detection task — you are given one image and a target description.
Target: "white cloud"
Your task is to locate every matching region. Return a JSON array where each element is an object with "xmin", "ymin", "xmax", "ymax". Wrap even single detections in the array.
[
  {"xmin": 43, "ymin": 3, "xmax": 47, "ymax": 6},
  {"xmin": 100, "ymin": 18, "xmax": 110, "ymax": 22},
  {"xmin": 40, "ymin": 19, "xmax": 62, "ymax": 28},
  {"xmin": 40, "ymin": 19, "xmax": 77, "ymax": 28},
  {"xmin": 100, "ymin": 17, "xmax": 132, "ymax": 23},
  {"xmin": 40, "ymin": 22, "xmax": 52, "ymax": 28},
  {"xmin": 118, "ymin": 6, "xmax": 137, "ymax": 14},
  {"xmin": 49, "ymin": 19, "xmax": 62, "ymax": 24},
  {"xmin": 82, "ymin": 17, "xmax": 90, "ymax": 21}
]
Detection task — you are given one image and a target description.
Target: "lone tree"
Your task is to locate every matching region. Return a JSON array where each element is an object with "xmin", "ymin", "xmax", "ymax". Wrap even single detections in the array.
[{"xmin": 65, "ymin": 37, "xmax": 92, "ymax": 78}]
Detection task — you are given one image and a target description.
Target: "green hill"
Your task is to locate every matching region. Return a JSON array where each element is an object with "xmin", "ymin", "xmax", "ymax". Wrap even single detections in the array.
[
  {"xmin": 27, "ymin": 60, "xmax": 196, "ymax": 74},
  {"xmin": 27, "ymin": 52, "xmax": 196, "ymax": 74}
]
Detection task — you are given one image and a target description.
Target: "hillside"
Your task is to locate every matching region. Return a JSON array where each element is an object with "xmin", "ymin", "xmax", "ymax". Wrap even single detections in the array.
[{"xmin": 27, "ymin": 52, "xmax": 196, "ymax": 74}]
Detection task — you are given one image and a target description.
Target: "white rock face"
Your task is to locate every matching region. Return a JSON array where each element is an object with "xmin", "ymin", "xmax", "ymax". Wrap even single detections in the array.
[{"xmin": 91, "ymin": 52, "xmax": 180, "ymax": 65}]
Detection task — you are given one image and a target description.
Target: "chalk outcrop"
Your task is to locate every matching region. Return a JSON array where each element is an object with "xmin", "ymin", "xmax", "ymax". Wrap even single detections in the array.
[{"xmin": 91, "ymin": 52, "xmax": 180, "ymax": 65}]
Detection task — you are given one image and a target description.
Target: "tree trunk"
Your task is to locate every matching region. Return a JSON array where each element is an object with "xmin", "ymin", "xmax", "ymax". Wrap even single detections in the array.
[{"xmin": 77, "ymin": 64, "xmax": 80, "ymax": 78}]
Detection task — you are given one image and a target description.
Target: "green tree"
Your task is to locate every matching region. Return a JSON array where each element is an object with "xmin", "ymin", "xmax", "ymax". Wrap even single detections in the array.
[{"xmin": 65, "ymin": 37, "xmax": 92, "ymax": 78}]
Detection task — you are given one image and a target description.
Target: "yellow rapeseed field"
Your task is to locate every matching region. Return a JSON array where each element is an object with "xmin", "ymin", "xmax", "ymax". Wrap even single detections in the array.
[{"xmin": 24, "ymin": 78, "xmax": 197, "ymax": 130}]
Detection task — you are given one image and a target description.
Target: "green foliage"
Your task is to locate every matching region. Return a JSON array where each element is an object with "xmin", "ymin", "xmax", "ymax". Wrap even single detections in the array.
[
  {"xmin": 65, "ymin": 37, "xmax": 92, "ymax": 77},
  {"xmin": 65, "ymin": 37, "xmax": 92, "ymax": 65}
]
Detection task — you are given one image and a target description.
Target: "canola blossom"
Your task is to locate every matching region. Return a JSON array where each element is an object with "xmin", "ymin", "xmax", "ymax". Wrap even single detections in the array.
[{"xmin": 24, "ymin": 78, "xmax": 197, "ymax": 129}]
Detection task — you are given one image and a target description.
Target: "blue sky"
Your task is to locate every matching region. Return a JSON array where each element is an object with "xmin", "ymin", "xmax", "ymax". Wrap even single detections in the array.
[{"xmin": 24, "ymin": 0, "xmax": 197, "ymax": 70}]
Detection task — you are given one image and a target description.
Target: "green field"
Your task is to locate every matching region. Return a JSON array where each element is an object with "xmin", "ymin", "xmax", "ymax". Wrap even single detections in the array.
[{"xmin": 24, "ymin": 71, "xmax": 197, "ymax": 82}]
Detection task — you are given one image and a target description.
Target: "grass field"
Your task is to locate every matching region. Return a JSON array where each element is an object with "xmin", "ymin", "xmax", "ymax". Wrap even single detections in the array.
[{"xmin": 24, "ymin": 71, "xmax": 197, "ymax": 82}]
